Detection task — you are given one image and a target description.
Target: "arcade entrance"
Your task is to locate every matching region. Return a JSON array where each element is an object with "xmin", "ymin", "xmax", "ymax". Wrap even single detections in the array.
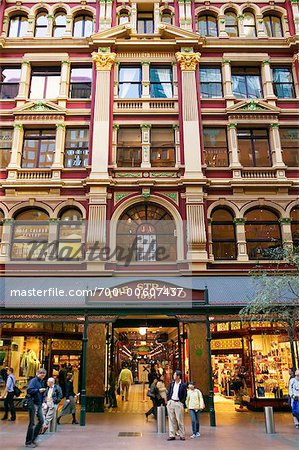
[{"xmin": 104, "ymin": 317, "xmax": 189, "ymax": 413}]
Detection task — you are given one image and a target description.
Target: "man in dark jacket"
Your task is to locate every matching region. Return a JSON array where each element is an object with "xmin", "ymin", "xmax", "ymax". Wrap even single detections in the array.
[
  {"xmin": 41, "ymin": 377, "xmax": 63, "ymax": 433},
  {"xmin": 25, "ymin": 368, "xmax": 47, "ymax": 448},
  {"xmin": 166, "ymin": 370, "xmax": 187, "ymax": 441}
]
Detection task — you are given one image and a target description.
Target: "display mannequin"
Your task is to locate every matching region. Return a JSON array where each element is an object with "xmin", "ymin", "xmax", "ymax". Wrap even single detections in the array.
[{"xmin": 21, "ymin": 349, "xmax": 40, "ymax": 377}]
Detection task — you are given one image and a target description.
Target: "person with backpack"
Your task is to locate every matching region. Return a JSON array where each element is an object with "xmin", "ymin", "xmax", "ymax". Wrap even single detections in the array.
[
  {"xmin": 186, "ymin": 381, "xmax": 205, "ymax": 438},
  {"xmin": 289, "ymin": 369, "xmax": 299, "ymax": 429},
  {"xmin": 1, "ymin": 367, "xmax": 16, "ymax": 422}
]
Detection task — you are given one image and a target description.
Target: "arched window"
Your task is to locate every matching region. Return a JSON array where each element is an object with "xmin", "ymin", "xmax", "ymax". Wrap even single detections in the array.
[
  {"xmin": 0, "ymin": 210, "xmax": 4, "ymax": 242},
  {"xmin": 243, "ymin": 12, "xmax": 256, "ymax": 37},
  {"xmin": 245, "ymin": 208, "xmax": 282, "ymax": 260},
  {"xmin": 161, "ymin": 11, "xmax": 172, "ymax": 25},
  {"xmin": 198, "ymin": 14, "xmax": 218, "ymax": 37},
  {"xmin": 264, "ymin": 14, "xmax": 283, "ymax": 37},
  {"xmin": 291, "ymin": 208, "xmax": 299, "ymax": 251},
  {"xmin": 116, "ymin": 203, "xmax": 176, "ymax": 262},
  {"xmin": 9, "ymin": 15, "xmax": 28, "ymax": 37},
  {"xmin": 12, "ymin": 209, "xmax": 49, "ymax": 260},
  {"xmin": 35, "ymin": 11, "xmax": 48, "ymax": 37},
  {"xmin": 58, "ymin": 208, "xmax": 83, "ymax": 260},
  {"xmin": 73, "ymin": 14, "xmax": 93, "ymax": 38},
  {"xmin": 211, "ymin": 209, "xmax": 237, "ymax": 260},
  {"xmin": 119, "ymin": 10, "xmax": 130, "ymax": 25},
  {"xmin": 225, "ymin": 11, "xmax": 238, "ymax": 37},
  {"xmin": 53, "ymin": 12, "xmax": 67, "ymax": 37}
]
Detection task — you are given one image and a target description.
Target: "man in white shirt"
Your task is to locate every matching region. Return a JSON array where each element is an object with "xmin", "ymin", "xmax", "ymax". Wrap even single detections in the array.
[{"xmin": 166, "ymin": 370, "xmax": 187, "ymax": 441}]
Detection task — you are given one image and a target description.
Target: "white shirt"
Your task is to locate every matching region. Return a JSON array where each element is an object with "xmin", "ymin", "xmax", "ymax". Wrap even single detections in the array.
[
  {"xmin": 171, "ymin": 380, "xmax": 181, "ymax": 401},
  {"xmin": 46, "ymin": 387, "xmax": 53, "ymax": 403}
]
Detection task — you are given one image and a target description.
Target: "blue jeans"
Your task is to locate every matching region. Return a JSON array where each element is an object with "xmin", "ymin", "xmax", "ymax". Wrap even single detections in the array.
[
  {"xmin": 25, "ymin": 404, "xmax": 44, "ymax": 445},
  {"xmin": 189, "ymin": 409, "xmax": 200, "ymax": 435}
]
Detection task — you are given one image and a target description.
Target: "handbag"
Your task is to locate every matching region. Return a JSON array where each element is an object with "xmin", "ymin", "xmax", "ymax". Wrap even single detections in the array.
[
  {"xmin": 13, "ymin": 385, "xmax": 22, "ymax": 397},
  {"xmin": 20, "ymin": 394, "xmax": 34, "ymax": 410}
]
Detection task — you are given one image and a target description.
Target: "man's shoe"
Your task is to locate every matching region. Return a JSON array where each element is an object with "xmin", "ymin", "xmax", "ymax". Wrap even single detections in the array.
[
  {"xmin": 180, "ymin": 437, "xmax": 185, "ymax": 440},
  {"xmin": 9, "ymin": 418, "xmax": 16, "ymax": 421},
  {"xmin": 122, "ymin": 395, "xmax": 124, "ymax": 401},
  {"xmin": 167, "ymin": 437, "xmax": 175, "ymax": 441},
  {"xmin": 25, "ymin": 445, "xmax": 37, "ymax": 448},
  {"xmin": 190, "ymin": 434, "xmax": 196, "ymax": 438},
  {"xmin": 196, "ymin": 432, "xmax": 200, "ymax": 437},
  {"xmin": 1, "ymin": 417, "xmax": 8, "ymax": 420},
  {"xmin": 72, "ymin": 420, "xmax": 79, "ymax": 424}
]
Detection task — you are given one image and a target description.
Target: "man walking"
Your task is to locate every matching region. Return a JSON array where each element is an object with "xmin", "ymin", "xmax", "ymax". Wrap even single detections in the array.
[
  {"xmin": 289, "ymin": 369, "xmax": 299, "ymax": 429},
  {"xmin": 41, "ymin": 377, "xmax": 62, "ymax": 433},
  {"xmin": 166, "ymin": 370, "xmax": 187, "ymax": 441},
  {"xmin": 25, "ymin": 368, "xmax": 47, "ymax": 448},
  {"xmin": 1, "ymin": 367, "xmax": 16, "ymax": 421},
  {"xmin": 118, "ymin": 364, "xmax": 133, "ymax": 401}
]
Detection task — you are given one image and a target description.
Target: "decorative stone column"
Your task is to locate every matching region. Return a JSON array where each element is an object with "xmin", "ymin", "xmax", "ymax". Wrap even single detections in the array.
[
  {"xmin": 105, "ymin": 0, "xmax": 113, "ymax": 30},
  {"xmin": 16, "ymin": 60, "xmax": 31, "ymax": 103},
  {"xmin": 47, "ymin": 15, "xmax": 54, "ymax": 37},
  {"xmin": 86, "ymin": 323, "xmax": 106, "ymax": 412},
  {"xmin": 222, "ymin": 60, "xmax": 234, "ymax": 104},
  {"xmin": 269, "ymin": 123, "xmax": 285, "ymax": 170},
  {"xmin": 131, "ymin": 3, "xmax": 137, "ymax": 33},
  {"xmin": 279, "ymin": 218, "xmax": 293, "ymax": 251},
  {"xmin": 256, "ymin": 15, "xmax": 267, "ymax": 37},
  {"xmin": 141, "ymin": 61, "xmax": 150, "ymax": 98},
  {"xmin": 261, "ymin": 60, "xmax": 276, "ymax": 103},
  {"xmin": 86, "ymin": 191, "xmax": 107, "ymax": 270},
  {"xmin": 178, "ymin": 1, "xmax": 186, "ymax": 30},
  {"xmin": 234, "ymin": 218, "xmax": 249, "ymax": 261},
  {"xmin": 52, "ymin": 123, "xmax": 65, "ymax": 169},
  {"xmin": 58, "ymin": 59, "xmax": 70, "ymax": 108},
  {"xmin": 140, "ymin": 124, "xmax": 151, "ymax": 168},
  {"xmin": 154, "ymin": 2, "xmax": 160, "ymax": 33},
  {"xmin": 218, "ymin": 16, "xmax": 228, "ymax": 38},
  {"xmin": 26, "ymin": 15, "xmax": 35, "ymax": 37},
  {"xmin": 111, "ymin": 124, "xmax": 119, "ymax": 167},
  {"xmin": 0, "ymin": 219, "xmax": 13, "ymax": 262},
  {"xmin": 292, "ymin": 54, "xmax": 299, "ymax": 98},
  {"xmin": 184, "ymin": 0, "xmax": 192, "ymax": 31},
  {"xmin": 175, "ymin": 49, "xmax": 203, "ymax": 178},
  {"xmin": 238, "ymin": 14, "xmax": 245, "ymax": 38},
  {"xmin": 227, "ymin": 123, "xmax": 241, "ymax": 169},
  {"xmin": 90, "ymin": 48, "xmax": 116, "ymax": 179},
  {"xmin": 173, "ymin": 124, "xmax": 181, "ymax": 167},
  {"xmin": 8, "ymin": 124, "xmax": 23, "ymax": 170},
  {"xmin": 65, "ymin": 15, "xmax": 72, "ymax": 36},
  {"xmin": 185, "ymin": 188, "xmax": 208, "ymax": 265},
  {"xmin": 46, "ymin": 218, "xmax": 58, "ymax": 261},
  {"xmin": 113, "ymin": 62, "xmax": 119, "ymax": 98}
]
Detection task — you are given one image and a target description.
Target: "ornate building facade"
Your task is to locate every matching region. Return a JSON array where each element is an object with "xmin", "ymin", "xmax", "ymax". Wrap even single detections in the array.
[{"xmin": 0, "ymin": 0, "xmax": 298, "ymax": 419}]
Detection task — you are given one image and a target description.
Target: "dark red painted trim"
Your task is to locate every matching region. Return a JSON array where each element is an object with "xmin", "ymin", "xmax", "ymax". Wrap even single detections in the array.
[
  {"xmin": 95, "ymin": 0, "xmax": 100, "ymax": 33},
  {"xmin": 174, "ymin": 0, "xmax": 180, "ymax": 27}
]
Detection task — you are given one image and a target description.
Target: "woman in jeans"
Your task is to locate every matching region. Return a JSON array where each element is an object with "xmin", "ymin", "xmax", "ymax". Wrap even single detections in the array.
[{"xmin": 186, "ymin": 381, "xmax": 205, "ymax": 438}]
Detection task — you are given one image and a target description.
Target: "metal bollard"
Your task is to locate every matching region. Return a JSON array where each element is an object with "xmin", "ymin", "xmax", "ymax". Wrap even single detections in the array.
[
  {"xmin": 264, "ymin": 406, "xmax": 275, "ymax": 434},
  {"xmin": 157, "ymin": 406, "xmax": 166, "ymax": 434}
]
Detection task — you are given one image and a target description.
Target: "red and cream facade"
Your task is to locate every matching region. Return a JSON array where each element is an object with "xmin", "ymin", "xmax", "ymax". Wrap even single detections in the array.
[{"xmin": 0, "ymin": 0, "xmax": 298, "ymax": 414}]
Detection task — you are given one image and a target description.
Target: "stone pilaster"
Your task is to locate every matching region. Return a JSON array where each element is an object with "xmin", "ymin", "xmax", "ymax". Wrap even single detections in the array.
[
  {"xmin": 131, "ymin": 3, "xmax": 137, "ymax": 33},
  {"xmin": 16, "ymin": 60, "xmax": 31, "ymax": 103},
  {"xmin": 90, "ymin": 49, "xmax": 116, "ymax": 179},
  {"xmin": 58, "ymin": 59, "xmax": 70, "ymax": 102},
  {"xmin": 140, "ymin": 124, "xmax": 151, "ymax": 168},
  {"xmin": 184, "ymin": 0, "xmax": 192, "ymax": 31},
  {"xmin": 0, "ymin": 219, "xmax": 13, "ymax": 262},
  {"xmin": 292, "ymin": 54, "xmax": 299, "ymax": 98},
  {"xmin": 222, "ymin": 60, "xmax": 234, "ymax": 105},
  {"xmin": 112, "ymin": 124, "xmax": 119, "ymax": 166},
  {"xmin": 154, "ymin": 2, "xmax": 160, "ymax": 33},
  {"xmin": 256, "ymin": 15, "xmax": 267, "ymax": 37},
  {"xmin": 86, "ymin": 190, "xmax": 108, "ymax": 271},
  {"xmin": 261, "ymin": 60, "xmax": 276, "ymax": 103},
  {"xmin": 173, "ymin": 125, "xmax": 181, "ymax": 167},
  {"xmin": 52, "ymin": 124, "xmax": 65, "ymax": 169},
  {"xmin": 218, "ymin": 16, "xmax": 227, "ymax": 38},
  {"xmin": 186, "ymin": 188, "xmax": 207, "ymax": 265},
  {"xmin": 269, "ymin": 124, "xmax": 285, "ymax": 169},
  {"xmin": 175, "ymin": 49, "xmax": 202, "ymax": 178},
  {"xmin": 279, "ymin": 218, "xmax": 293, "ymax": 250},
  {"xmin": 234, "ymin": 219, "xmax": 249, "ymax": 261},
  {"xmin": 65, "ymin": 15, "xmax": 72, "ymax": 36},
  {"xmin": 8, "ymin": 124, "xmax": 23, "ymax": 169},
  {"xmin": 47, "ymin": 15, "xmax": 54, "ymax": 38},
  {"xmin": 105, "ymin": 0, "xmax": 113, "ymax": 30},
  {"xmin": 141, "ymin": 61, "xmax": 150, "ymax": 98},
  {"xmin": 227, "ymin": 123, "xmax": 241, "ymax": 168},
  {"xmin": 26, "ymin": 15, "xmax": 35, "ymax": 37}
]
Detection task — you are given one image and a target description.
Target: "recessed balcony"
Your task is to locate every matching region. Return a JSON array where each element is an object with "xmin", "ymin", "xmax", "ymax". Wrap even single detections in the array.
[{"xmin": 114, "ymin": 98, "xmax": 178, "ymax": 114}]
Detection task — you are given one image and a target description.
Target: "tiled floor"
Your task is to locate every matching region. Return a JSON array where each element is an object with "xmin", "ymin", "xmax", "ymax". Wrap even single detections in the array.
[{"xmin": 1, "ymin": 386, "xmax": 298, "ymax": 450}]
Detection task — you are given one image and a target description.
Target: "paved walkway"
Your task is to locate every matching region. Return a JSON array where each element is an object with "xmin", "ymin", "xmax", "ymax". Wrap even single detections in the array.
[{"xmin": 1, "ymin": 387, "xmax": 298, "ymax": 450}]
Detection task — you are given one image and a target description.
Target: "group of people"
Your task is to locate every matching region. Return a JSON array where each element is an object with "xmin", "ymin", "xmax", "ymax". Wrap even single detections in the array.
[
  {"xmin": 1, "ymin": 367, "xmax": 79, "ymax": 448},
  {"xmin": 146, "ymin": 369, "xmax": 205, "ymax": 440}
]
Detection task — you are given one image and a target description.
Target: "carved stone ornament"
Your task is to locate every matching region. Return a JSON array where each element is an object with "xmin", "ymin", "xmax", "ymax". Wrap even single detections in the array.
[
  {"xmin": 175, "ymin": 52, "xmax": 201, "ymax": 71},
  {"xmin": 92, "ymin": 51, "xmax": 117, "ymax": 71}
]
